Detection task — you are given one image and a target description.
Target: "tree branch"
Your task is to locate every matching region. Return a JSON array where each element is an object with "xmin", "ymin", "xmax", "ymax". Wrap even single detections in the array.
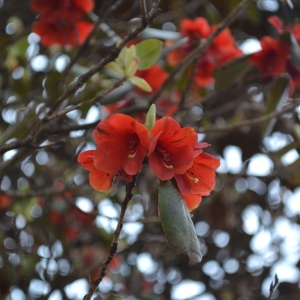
[
  {"xmin": 83, "ymin": 176, "xmax": 137, "ymax": 300},
  {"xmin": 198, "ymin": 99, "xmax": 300, "ymax": 134},
  {"xmin": 267, "ymin": 274, "xmax": 279, "ymax": 300}
]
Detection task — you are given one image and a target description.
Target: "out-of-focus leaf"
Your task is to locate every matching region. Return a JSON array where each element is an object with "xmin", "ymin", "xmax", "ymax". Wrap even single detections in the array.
[
  {"xmin": 158, "ymin": 180, "xmax": 202, "ymax": 265},
  {"xmin": 281, "ymin": 31, "xmax": 300, "ymax": 67},
  {"xmin": 12, "ymin": 197, "xmax": 37, "ymax": 222},
  {"xmin": 213, "ymin": 56, "xmax": 253, "ymax": 91},
  {"xmin": 136, "ymin": 39, "xmax": 162, "ymax": 70},
  {"xmin": 270, "ymin": 140, "xmax": 300, "ymax": 160},
  {"xmin": 261, "ymin": 76, "xmax": 290, "ymax": 138},
  {"xmin": 4, "ymin": 37, "xmax": 28, "ymax": 70},
  {"xmin": 129, "ymin": 76, "xmax": 152, "ymax": 92},
  {"xmin": 99, "ymin": 81, "xmax": 132, "ymax": 105}
]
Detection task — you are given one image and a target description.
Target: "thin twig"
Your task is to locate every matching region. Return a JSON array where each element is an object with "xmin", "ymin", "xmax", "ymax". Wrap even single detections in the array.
[
  {"xmin": 198, "ymin": 99, "xmax": 300, "ymax": 134},
  {"xmin": 46, "ymin": 78, "xmax": 127, "ymax": 122},
  {"xmin": 267, "ymin": 274, "xmax": 279, "ymax": 300},
  {"xmin": 140, "ymin": 0, "xmax": 148, "ymax": 25},
  {"xmin": 83, "ymin": 176, "xmax": 137, "ymax": 300},
  {"xmin": 149, "ymin": 0, "xmax": 253, "ymax": 105}
]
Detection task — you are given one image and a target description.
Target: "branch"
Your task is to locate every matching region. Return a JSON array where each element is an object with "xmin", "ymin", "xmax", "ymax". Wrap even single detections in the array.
[
  {"xmin": 149, "ymin": 0, "xmax": 253, "ymax": 104},
  {"xmin": 267, "ymin": 274, "xmax": 279, "ymax": 300},
  {"xmin": 46, "ymin": 78, "xmax": 127, "ymax": 122},
  {"xmin": 199, "ymin": 99, "xmax": 300, "ymax": 134},
  {"xmin": 83, "ymin": 176, "xmax": 137, "ymax": 300},
  {"xmin": 139, "ymin": 0, "xmax": 148, "ymax": 25}
]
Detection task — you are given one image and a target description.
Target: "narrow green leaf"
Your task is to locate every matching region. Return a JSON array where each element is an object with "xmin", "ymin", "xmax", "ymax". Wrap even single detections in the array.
[
  {"xmin": 129, "ymin": 76, "xmax": 152, "ymax": 92},
  {"xmin": 106, "ymin": 61, "xmax": 125, "ymax": 77},
  {"xmin": 125, "ymin": 56, "xmax": 140, "ymax": 78},
  {"xmin": 135, "ymin": 39, "xmax": 163, "ymax": 70},
  {"xmin": 213, "ymin": 56, "xmax": 253, "ymax": 91},
  {"xmin": 124, "ymin": 45, "xmax": 136, "ymax": 71},
  {"xmin": 158, "ymin": 180, "xmax": 202, "ymax": 265},
  {"xmin": 145, "ymin": 104, "xmax": 156, "ymax": 130}
]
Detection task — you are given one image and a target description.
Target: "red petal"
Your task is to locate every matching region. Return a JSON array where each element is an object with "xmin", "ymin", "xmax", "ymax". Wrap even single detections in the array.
[
  {"xmin": 268, "ymin": 16, "xmax": 284, "ymax": 34},
  {"xmin": 78, "ymin": 150, "xmax": 95, "ymax": 170},
  {"xmin": 75, "ymin": 21, "xmax": 94, "ymax": 44},
  {"xmin": 73, "ymin": 0, "xmax": 94, "ymax": 12},
  {"xmin": 182, "ymin": 193, "xmax": 202, "ymax": 211},
  {"xmin": 89, "ymin": 168, "xmax": 114, "ymax": 191},
  {"xmin": 151, "ymin": 116, "xmax": 180, "ymax": 138},
  {"xmin": 148, "ymin": 150, "xmax": 175, "ymax": 180}
]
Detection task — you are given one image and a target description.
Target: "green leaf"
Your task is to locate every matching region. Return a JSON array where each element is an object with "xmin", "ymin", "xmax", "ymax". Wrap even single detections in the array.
[
  {"xmin": 129, "ymin": 76, "xmax": 152, "ymax": 92},
  {"xmin": 261, "ymin": 76, "xmax": 290, "ymax": 137},
  {"xmin": 158, "ymin": 180, "xmax": 202, "ymax": 265},
  {"xmin": 145, "ymin": 104, "xmax": 156, "ymax": 130},
  {"xmin": 213, "ymin": 55, "xmax": 253, "ymax": 91},
  {"xmin": 135, "ymin": 39, "xmax": 163, "ymax": 70},
  {"xmin": 106, "ymin": 61, "xmax": 125, "ymax": 77}
]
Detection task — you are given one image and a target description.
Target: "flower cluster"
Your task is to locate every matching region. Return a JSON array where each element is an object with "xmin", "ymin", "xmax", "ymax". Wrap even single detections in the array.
[
  {"xmin": 31, "ymin": 0, "xmax": 94, "ymax": 47},
  {"xmin": 167, "ymin": 17, "xmax": 242, "ymax": 89},
  {"xmin": 249, "ymin": 16, "xmax": 300, "ymax": 89},
  {"xmin": 78, "ymin": 113, "xmax": 220, "ymax": 211}
]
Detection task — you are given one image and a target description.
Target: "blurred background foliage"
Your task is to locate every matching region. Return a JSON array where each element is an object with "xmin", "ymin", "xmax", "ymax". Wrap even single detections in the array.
[{"xmin": 1, "ymin": 0, "xmax": 300, "ymax": 299}]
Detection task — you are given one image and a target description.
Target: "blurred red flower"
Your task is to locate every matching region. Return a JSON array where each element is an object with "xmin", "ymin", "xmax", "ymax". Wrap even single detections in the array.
[
  {"xmin": 31, "ymin": 0, "xmax": 94, "ymax": 22},
  {"xmin": 166, "ymin": 17, "xmax": 242, "ymax": 89},
  {"xmin": 249, "ymin": 36, "xmax": 290, "ymax": 76},
  {"xmin": 268, "ymin": 15, "xmax": 300, "ymax": 40},
  {"xmin": 148, "ymin": 117, "xmax": 197, "ymax": 181},
  {"xmin": 33, "ymin": 19, "xmax": 94, "ymax": 47},
  {"xmin": 135, "ymin": 64, "xmax": 168, "ymax": 94},
  {"xmin": 78, "ymin": 150, "xmax": 116, "ymax": 192},
  {"xmin": 31, "ymin": 0, "xmax": 94, "ymax": 47},
  {"xmin": 93, "ymin": 114, "xmax": 150, "ymax": 175},
  {"xmin": 175, "ymin": 143, "xmax": 220, "ymax": 211}
]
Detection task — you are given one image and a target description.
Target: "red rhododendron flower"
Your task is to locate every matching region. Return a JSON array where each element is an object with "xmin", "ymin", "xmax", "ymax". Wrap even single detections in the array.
[
  {"xmin": 31, "ymin": 0, "xmax": 94, "ymax": 22},
  {"xmin": 148, "ymin": 117, "xmax": 198, "ymax": 181},
  {"xmin": 93, "ymin": 114, "xmax": 150, "ymax": 175},
  {"xmin": 135, "ymin": 64, "xmax": 168, "ymax": 94},
  {"xmin": 249, "ymin": 36, "xmax": 290, "ymax": 77},
  {"xmin": 175, "ymin": 143, "xmax": 220, "ymax": 211},
  {"xmin": 32, "ymin": 19, "xmax": 94, "ymax": 47},
  {"xmin": 268, "ymin": 15, "xmax": 300, "ymax": 40},
  {"xmin": 78, "ymin": 150, "xmax": 115, "ymax": 191},
  {"xmin": 181, "ymin": 18, "xmax": 211, "ymax": 40},
  {"xmin": 194, "ymin": 55, "xmax": 216, "ymax": 88},
  {"xmin": 166, "ymin": 17, "xmax": 242, "ymax": 89}
]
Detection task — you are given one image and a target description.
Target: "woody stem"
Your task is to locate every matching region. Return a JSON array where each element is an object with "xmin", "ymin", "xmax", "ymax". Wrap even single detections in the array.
[{"xmin": 83, "ymin": 175, "xmax": 137, "ymax": 300}]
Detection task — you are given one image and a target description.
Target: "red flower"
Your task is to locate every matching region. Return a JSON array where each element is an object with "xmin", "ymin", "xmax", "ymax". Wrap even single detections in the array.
[
  {"xmin": 31, "ymin": 0, "xmax": 94, "ymax": 22},
  {"xmin": 249, "ymin": 36, "xmax": 290, "ymax": 76},
  {"xmin": 78, "ymin": 150, "xmax": 116, "ymax": 191},
  {"xmin": 268, "ymin": 16, "xmax": 300, "ymax": 41},
  {"xmin": 175, "ymin": 143, "xmax": 220, "ymax": 211},
  {"xmin": 194, "ymin": 55, "xmax": 216, "ymax": 88},
  {"xmin": 93, "ymin": 114, "xmax": 150, "ymax": 175},
  {"xmin": 166, "ymin": 17, "xmax": 242, "ymax": 89},
  {"xmin": 181, "ymin": 18, "xmax": 211, "ymax": 40},
  {"xmin": 32, "ymin": 19, "xmax": 93, "ymax": 47},
  {"xmin": 135, "ymin": 64, "xmax": 168, "ymax": 94},
  {"xmin": 148, "ymin": 117, "xmax": 198, "ymax": 181},
  {"xmin": 0, "ymin": 195, "xmax": 11, "ymax": 209}
]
